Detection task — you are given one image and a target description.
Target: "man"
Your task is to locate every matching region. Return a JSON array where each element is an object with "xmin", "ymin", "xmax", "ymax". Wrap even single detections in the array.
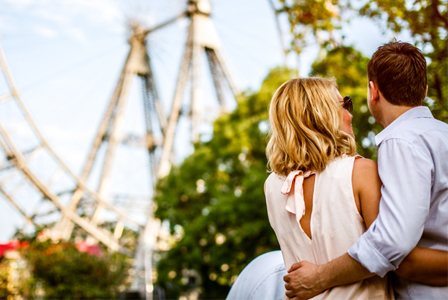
[{"xmin": 284, "ymin": 41, "xmax": 448, "ymax": 299}]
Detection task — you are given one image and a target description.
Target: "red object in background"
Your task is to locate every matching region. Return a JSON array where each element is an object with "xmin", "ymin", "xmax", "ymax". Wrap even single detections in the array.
[
  {"xmin": 75, "ymin": 242, "xmax": 102, "ymax": 256},
  {"xmin": 0, "ymin": 240, "xmax": 21, "ymax": 258},
  {"xmin": 0, "ymin": 240, "xmax": 102, "ymax": 258}
]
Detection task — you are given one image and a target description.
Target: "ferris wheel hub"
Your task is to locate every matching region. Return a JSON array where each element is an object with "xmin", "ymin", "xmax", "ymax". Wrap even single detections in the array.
[{"xmin": 188, "ymin": 0, "xmax": 211, "ymax": 16}]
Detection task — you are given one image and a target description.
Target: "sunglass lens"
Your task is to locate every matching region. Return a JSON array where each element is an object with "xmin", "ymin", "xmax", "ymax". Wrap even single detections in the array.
[{"xmin": 343, "ymin": 96, "xmax": 353, "ymax": 112}]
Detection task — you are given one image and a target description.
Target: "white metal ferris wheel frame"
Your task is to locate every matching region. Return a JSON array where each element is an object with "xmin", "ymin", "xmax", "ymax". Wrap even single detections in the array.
[
  {"xmin": 0, "ymin": 43, "xmax": 138, "ymax": 255},
  {"xmin": 0, "ymin": 0, "xmax": 240, "ymax": 298}
]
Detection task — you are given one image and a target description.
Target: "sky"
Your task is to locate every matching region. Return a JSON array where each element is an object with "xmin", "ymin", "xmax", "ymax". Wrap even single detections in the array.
[{"xmin": 0, "ymin": 0, "xmax": 413, "ymax": 242}]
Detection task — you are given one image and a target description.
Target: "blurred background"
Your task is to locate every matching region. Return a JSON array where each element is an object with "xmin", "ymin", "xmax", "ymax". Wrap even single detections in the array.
[{"xmin": 0, "ymin": 0, "xmax": 446, "ymax": 299}]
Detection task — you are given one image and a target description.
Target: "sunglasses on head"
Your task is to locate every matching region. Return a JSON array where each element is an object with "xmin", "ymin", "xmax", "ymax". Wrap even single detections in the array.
[{"xmin": 340, "ymin": 96, "xmax": 353, "ymax": 112}]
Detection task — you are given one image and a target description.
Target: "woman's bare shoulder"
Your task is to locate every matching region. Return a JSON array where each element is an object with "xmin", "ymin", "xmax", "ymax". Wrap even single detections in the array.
[
  {"xmin": 353, "ymin": 157, "xmax": 378, "ymax": 175},
  {"xmin": 352, "ymin": 157, "xmax": 381, "ymax": 190}
]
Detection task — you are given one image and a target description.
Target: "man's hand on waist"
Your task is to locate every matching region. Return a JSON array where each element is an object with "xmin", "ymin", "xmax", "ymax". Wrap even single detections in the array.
[
  {"xmin": 283, "ymin": 253, "xmax": 374, "ymax": 299},
  {"xmin": 283, "ymin": 261, "xmax": 325, "ymax": 299}
]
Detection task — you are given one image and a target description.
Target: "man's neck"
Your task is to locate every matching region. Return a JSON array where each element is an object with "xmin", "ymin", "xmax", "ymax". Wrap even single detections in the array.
[{"xmin": 380, "ymin": 104, "xmax": 418, "ymax": 128}]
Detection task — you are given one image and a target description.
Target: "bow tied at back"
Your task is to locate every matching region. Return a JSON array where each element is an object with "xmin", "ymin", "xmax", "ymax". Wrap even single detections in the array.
[{"xmin": 281, "ymin": 170, "xmax": 315, "ymax": 225}]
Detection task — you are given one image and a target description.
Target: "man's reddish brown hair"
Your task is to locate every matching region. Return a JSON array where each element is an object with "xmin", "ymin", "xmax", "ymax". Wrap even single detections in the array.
[{"xmin": 367, "ymin": 41, "xmax": 427, "ymax": 106}]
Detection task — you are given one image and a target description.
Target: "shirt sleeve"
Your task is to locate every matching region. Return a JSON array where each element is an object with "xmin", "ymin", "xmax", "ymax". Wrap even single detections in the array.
[{"xmin": 348, "ymin": 138, "xmax": 433, "ymax": 277}]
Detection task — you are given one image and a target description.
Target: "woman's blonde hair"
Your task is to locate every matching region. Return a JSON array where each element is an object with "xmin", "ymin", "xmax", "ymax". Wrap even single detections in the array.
[{"xmin": 266, "ymin": 77, "xmax": 356, "ymax": 176}]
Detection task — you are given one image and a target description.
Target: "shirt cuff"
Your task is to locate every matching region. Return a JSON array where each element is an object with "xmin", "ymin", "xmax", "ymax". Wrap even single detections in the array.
[{"xmin": 348, "ymin": 234, "xmax": 397, "ymax": 277}]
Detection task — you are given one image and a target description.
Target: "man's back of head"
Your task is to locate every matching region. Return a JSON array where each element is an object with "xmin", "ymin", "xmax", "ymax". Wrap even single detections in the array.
[{"xmin": 367, "ymin": 41, "xmax": 427, "ymax": 107}]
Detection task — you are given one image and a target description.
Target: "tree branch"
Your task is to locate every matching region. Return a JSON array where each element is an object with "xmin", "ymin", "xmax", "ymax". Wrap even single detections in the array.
[{"xmin": 432, "ymin": 0, "xmax": 448, "ymax": 29}]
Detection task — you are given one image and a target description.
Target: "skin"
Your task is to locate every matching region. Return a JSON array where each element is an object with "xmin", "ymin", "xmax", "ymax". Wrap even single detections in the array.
[
  {"xmin": 367, "ymin": 81, "xmax": 416, "ymax": 128},
  {"xmin": 283, "ymin": 84, "xmax": 448, "ymax": 299},
  {"xmin": 335, "ymin": 88, "xmax": 354, "ymax": 139}
]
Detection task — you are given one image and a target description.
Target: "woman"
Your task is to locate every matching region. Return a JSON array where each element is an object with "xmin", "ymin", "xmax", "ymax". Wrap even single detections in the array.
[{"xmin": 264, "ymin": 77, "xmax": 446, "ymax": 299}]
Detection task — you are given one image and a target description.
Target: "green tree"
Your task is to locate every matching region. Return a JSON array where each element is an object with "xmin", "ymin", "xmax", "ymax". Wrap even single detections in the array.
[
  {"xmin": 24, "ymin": 241, "xmax": 130, "ymax": 299},
  {"xmin": 154, "ymin": 67, "xmax": 296, "ymax": 299},
  {"xmin": 278, "ymin": 0, "xmax": 448, "ymax": 122},
  {"xmin": 0, "ymin": 260, "xmax": 11, "ymax": 298},
  {"xmin": 359, "ymin": 0, "xmax": 448, "ymax": 122},
  {"xmin": 275, "ymin": 0, "xmax": 344, "ymax": 53},
  {"xmin": 310, "ymin": 46, "xmax": 382, "ymax": 159},
  {"xmin": 0, "ymin": 235, "xmax": 131, "ymax": 299}
]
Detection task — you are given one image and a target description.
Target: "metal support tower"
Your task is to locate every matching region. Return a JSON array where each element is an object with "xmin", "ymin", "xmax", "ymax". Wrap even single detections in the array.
[
  {"xmin": 157, "ymin": 0, "xmax": 240, "ymax": 179},
  {"xmin": 128, "ymin": 1, "xmax": 241, "ymax": 297},
  {"xmin": 52, "ymin": 24, "xmax": 166, "ymax": 244},
  {"xmin": 133, "ymin": 2, "xmax": 241, "ymax": 296}
]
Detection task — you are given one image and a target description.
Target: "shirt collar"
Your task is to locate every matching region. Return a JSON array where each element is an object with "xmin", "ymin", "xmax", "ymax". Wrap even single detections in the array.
[{"xmin": 375, "ymin": 106, "xmax": 433, "ymax": 146}]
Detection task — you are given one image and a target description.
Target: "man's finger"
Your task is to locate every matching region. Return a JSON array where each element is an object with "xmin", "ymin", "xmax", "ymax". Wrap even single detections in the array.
[
  {"xmin": 288, "ymin": 262, "xmax": 300, "ymax": 272},
  {"xmin": 285, "ymin": 289, "xmax": 295, "ymax": 298},
  {"xmin": 283, "ymin": 274, "xmax": 290, "ymax": 282}
]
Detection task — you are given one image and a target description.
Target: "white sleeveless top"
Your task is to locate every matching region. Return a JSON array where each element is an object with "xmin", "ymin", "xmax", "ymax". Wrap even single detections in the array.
[{"xmin": 264, "ymin": 155, "xmax": 393, "ymax": 300}]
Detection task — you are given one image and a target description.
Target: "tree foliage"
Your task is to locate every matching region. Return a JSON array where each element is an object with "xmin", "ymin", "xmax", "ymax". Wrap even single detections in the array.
[
  {"xmin": 275, "ymin": 0, "xmax": 345, "ymax": 52},
  {"xmin": 0, "ymin": 235, "xmax": 130, "ymax": 299},
  {"xmin": 154, "ymin": 68, "xmax": 297, "ymax": 299},
  {"xmin": 278, "ymin": 0, "xmax": 448, "ymax": 122},
  {"xmin": 0, "ymin": 260, "xmax": 12, "ymax": 298},
  {"xmin": 359, "ymin": 0, "xmax": 448, "ymax": 121},
  {"xmin": 25, "ymin": 242, "xmax": 129, "ymax": 299}
]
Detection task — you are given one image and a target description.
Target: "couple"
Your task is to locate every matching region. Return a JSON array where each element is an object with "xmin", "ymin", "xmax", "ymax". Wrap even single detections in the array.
[{"xmin": 265, "ymin": 41, "xmax": 448, "ymax": 299}]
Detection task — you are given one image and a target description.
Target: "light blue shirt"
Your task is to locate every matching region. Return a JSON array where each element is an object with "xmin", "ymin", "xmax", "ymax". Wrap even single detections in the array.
[
  {"xmin": 226, "ymin": 251, "xmax": 287, "ymax": 300},
  {"xmin": 348, "ymin": 106, "xmax": 448, "ymax": 299}
]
